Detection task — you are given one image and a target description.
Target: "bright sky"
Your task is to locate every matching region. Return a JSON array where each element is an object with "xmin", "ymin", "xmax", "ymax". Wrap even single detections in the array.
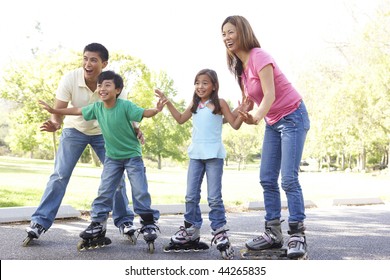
[{"xmin": 0, "ymin": 0, "xmax": 382, "ymax": 102}]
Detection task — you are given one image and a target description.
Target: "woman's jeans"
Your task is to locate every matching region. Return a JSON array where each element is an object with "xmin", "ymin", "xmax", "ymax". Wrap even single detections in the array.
[
  {"xmin": 184, "ymin": 158, "xmax": 226, "ymax": 230},
  {"xmin": 91, "ymin": 156, "xmax": 160, "ymax": 223},
  {"xmin": 260, "ymin": 101, "xmax": 310, "ymax": 223},
  {"xmin": 31, "ymin": 128, "xmax": 133, "ymax": 229}
]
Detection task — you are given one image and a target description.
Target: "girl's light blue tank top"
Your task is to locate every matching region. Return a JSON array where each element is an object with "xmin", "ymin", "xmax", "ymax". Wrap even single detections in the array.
[{"xmin": 187, "ymin": 106, "xmax": 226, "ymax": 159}]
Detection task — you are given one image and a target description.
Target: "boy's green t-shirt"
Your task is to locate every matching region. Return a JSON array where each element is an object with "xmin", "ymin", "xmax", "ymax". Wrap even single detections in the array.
[{"xmin": 82, "ymin": 99, "xmax": 145, "ymax": 159}]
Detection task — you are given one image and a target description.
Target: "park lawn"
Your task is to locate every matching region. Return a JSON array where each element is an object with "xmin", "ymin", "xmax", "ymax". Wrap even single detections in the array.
[
  {"xmin": 0, "ymin": 156, "xmax": 258, "ymax": 211},
  {"xmin": 1, "ymin": 156, "xmax": 389, "ymax": 211}
]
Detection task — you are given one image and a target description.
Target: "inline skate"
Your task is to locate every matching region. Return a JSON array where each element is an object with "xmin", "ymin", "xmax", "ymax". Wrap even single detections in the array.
[
  {"xmin": 286, "ymin": 221, "xmax": 308, "ymax": 259},
  {"xmin": 23, "ymin": 222, "xmax": 46, "ymax": 247},
  {"xmin": 119, "ymin": 221, "xmax": 137, "ymax": 244},
  {"xmin": 211, "ymin": 227, "xmax": 234, "ymax": 260},
  {"xmin": 137, "ymin": 213, "xmax": 159, "ymax": 253},
  {"xmin": 164, "ymin": 221, "xmax": 209, "ymax": 252},
  {"xmin": 77, "ymin": 221, "xmax": 111, "ymax": 251}
]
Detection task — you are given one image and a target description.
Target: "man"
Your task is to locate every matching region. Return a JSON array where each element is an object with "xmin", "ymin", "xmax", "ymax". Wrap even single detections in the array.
[{"xmin": 25, "ymin": 43, "xmax": 139, "ymax": 244}]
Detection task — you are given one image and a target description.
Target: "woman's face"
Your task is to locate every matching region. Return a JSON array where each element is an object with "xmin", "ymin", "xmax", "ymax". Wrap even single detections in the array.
[{"xmin": 222, "ymin": 22, "xmax": 239, "ymax": 53}]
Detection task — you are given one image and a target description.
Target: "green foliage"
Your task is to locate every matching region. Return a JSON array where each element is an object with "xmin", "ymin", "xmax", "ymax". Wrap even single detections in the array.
[
  {"xmin": 298, "ymin": 3, "xmax": 390, "ymax": 171},
  {"xmin": 223, "ymin": 124, "xmax": 262, "ymax": 170}
]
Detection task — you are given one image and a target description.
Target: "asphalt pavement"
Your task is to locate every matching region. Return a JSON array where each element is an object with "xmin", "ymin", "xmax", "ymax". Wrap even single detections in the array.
[{"xmin": 1, "ymin": 203, "xmax": 389, "ymax": 260}]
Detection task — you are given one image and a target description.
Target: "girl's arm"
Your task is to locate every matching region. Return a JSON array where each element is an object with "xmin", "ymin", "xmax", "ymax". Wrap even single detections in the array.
[
  {"xmin": 154, "ymin": 89, "xmax": 192, "ymax": 124},
  {"xmin": 239, "ymin": 64, "xmax": 276, "ymax": 125},
  {"xmin": 39, "ymin": 100, "xmax": 82, "ymax": 115},
  {"xmin": 220, "ymin": 98, "xmax": 253, "ymax": 130}
]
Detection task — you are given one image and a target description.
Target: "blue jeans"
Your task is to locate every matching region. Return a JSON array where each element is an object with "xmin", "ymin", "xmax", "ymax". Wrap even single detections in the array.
[
  {"xmin": 184, "ymin": 158, "xmax": 226, "ymax": 230},
  {"xmin": 31, "ymin": 128, "xmax": 133, "ymax": 229},
  {"xmin": 260, "ymin": 101, "xmax": 310, "ymax": 223},
  {"xmin": 91, "ymin": 156, "xmax": 160, "ymax": 223}
]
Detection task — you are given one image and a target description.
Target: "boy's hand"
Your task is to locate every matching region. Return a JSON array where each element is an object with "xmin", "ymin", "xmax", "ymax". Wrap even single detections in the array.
[{"xmin": 156, "ymin": 97, "xmax": 168, "ymax": 112}]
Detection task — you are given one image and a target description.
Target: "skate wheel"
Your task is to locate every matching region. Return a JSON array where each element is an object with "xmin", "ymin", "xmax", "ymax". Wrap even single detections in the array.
[
  {"xmin": 148, "ymin": 242, "xmax": 155, "ymax": 254},
  {"xmin": 77, "ymin": 240, "xmax": 85, "ymax": 251},
  {"xmin": 22, "ymin": 236, "xmax": 32, "ymax": 247},
  {"xmin": 128, "ymin": 235, "xmax": 137, "ymax": 245}
]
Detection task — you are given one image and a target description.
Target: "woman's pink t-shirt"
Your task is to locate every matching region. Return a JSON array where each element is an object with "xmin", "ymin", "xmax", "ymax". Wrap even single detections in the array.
[{"xmin": 242, "ymin": 48, "xmax": 302, "ymax": 125}]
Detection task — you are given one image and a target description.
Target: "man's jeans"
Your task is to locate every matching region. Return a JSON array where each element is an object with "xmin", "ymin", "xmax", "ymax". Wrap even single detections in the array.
[
  {"xmin": 260, "ymin": 102, "xmax": 310, "ymax": 223},
  {"xmin": 31, "ymin": 128, "xmax": 133, "ymax": 229},
  {"xmin": 184, "ymin": 158, "xmax": 226, "ymax": 230}
]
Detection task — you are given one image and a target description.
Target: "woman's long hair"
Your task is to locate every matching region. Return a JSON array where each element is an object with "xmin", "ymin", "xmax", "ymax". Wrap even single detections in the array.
[{"xmin": 221, "ymin": 15, "xmax": 261, "ymax": 92}]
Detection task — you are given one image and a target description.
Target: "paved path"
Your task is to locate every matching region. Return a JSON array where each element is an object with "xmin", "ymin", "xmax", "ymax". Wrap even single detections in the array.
[{"xmin": 1, "ymin": 204, "xmax": 389, "ymax": 260}]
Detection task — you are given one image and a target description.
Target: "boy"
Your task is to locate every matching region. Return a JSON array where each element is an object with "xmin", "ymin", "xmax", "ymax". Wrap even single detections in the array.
[{"xmin": 39, "ymin": 71, "xmax": 165, "ymax": 251}]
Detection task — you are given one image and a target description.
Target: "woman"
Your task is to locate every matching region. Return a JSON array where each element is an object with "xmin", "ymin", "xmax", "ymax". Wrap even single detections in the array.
[{"xmin": 221, "ymin": 15, "xmax": 310, "ymax": 259}]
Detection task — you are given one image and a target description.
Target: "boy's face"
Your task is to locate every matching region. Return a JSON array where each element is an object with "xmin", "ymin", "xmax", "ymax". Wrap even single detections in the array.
[
  {"xmin": 97, "ymin": 79, "xmax": 121, "ymax": 102},
  {"xmin": 83, "ymin": 51, "xmax": 108, "ymax": 81}
]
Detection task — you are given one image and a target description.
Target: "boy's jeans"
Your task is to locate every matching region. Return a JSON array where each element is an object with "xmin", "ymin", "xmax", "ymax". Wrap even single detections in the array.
[
  {"xmin": 31, "ymin": 128, "xmax": 133, "ymax": 229},
  {"xmin": 91, "ymin": 156, "xmax": 160, "ymax": 223},
  {"xmin": 260, "ymin": 101, "xmax": 310, "ymax": 222}
]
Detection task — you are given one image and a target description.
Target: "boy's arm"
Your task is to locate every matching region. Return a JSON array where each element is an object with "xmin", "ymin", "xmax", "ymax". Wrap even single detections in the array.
[
  {"xmin": 39, "ymin": 100, "xmax": 82, "ymax": 115},
  {"xmin": 154, "ymin": 89, "xmax": 192, "ymax": 124},
  {"xmin": 142, "ymin": 97, "xmax": 167, "ymax": 118}
]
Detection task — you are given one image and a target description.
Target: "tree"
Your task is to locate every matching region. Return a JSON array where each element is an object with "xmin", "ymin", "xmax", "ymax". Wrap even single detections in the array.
[{"xmin": 223, "ymin": 124, "xmax": 262, "ymax": 170}]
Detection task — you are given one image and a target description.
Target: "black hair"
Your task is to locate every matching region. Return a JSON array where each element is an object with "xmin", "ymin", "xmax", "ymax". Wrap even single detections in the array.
[
  {"xmin": 98, "ymin": 71, "xmax": 124, "ymax": 97},
  {"xmin": 84, "ymin": 43, "xmax": 109, "ymax": 62},
  {"xmin": 190, "ymin": 69, "xmax": 221, "ymax": 114}
]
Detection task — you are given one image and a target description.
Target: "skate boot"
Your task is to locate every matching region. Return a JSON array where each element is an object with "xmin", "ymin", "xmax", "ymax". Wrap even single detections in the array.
[
  {"xmin": 23, "ymin": 222, "xmax": 46, "ymax": 246},
  {"xmin": 77, "ymin": 221, "xmax": 111, "ymax": 251},
  {"xmin": 119, "ymin": 221, "xmax": 137, "ymax": 244},
  {"xmin": 164, "ymin": 221, "xmax": 209, "ymax": 252},
  {"xmin": 245, "ymin": 219, "xmax": 284, "ymax": 250},
  {"xmin": 287, "ymin": 221, "xmax": 307, "ymax": 259},
  {"xmin": 138, "ymin": 213, "xmax": 160, "ymax": 253},
  {"xmin": 211, "ymin": 227, "xmax": 234, "ymax": 260}
]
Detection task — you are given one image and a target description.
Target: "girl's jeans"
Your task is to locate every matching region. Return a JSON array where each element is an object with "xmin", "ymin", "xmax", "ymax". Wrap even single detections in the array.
[
  {"xmin": 260, "ymin": 101, "xmax": 310, "ymax": 223},
  {"xmin": 184, "ymin": 158, "xmax": 226, "ymax": 230},
  {"xmin": 31, "ymin": 128, "xmax": 133, "ymax": 229}
]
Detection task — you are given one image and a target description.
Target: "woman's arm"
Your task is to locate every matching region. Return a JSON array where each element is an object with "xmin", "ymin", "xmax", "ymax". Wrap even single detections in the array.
[{"xmin": 239, "ymin": 64, "xmax": 275, "ymax": 125}]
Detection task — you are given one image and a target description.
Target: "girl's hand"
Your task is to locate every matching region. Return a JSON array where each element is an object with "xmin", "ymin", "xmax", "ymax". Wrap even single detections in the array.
[{"xmin": 154, "ymin": 89, "xmax": 166, "ymax": 99}]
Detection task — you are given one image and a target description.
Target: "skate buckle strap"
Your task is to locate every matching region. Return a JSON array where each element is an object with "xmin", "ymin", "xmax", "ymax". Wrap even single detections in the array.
[
  {"xmin": 210, "ymin": 229, "xmax": 229, "ymax": 246},
  {"xmin": 175, "ymin": 226, "xmax": 190, "ymax": 237},
  {"xmin": 288, "ymin": 236, "xmax": 305, "ymax": 246}
]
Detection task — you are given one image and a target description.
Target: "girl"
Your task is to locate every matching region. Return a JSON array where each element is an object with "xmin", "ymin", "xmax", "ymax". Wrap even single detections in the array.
[{"xmin": 156, "ymin": 68, "xmax": 248, "ymax": 259}]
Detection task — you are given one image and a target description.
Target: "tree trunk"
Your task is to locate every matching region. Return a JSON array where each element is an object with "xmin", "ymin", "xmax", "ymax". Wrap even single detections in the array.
[
  {"xmin": 52, "ymin": 132, "xmax": 57, "ymax": 157},
  {"xmin": 158, "ymin": 154, "xmax": 162, "ymax": 170}
]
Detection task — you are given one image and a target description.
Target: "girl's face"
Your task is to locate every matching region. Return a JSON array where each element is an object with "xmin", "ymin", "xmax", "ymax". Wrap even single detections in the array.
[
  {"xmin": 222, "ymin": 22, "xmax": 239, "ymax": 53},
  {"xmin": 97, "ymin": 79, "xmax": 121, "ymax": 102},
  {"xmin": 195, "ymin": 74, "xmax": 214, "ymax": 101}
]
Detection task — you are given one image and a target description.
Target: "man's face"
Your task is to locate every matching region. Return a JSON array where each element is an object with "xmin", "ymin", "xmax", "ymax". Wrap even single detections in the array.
[{"xmin": 83, "ymin": 51, "xmax": 107, "ymax": 81}]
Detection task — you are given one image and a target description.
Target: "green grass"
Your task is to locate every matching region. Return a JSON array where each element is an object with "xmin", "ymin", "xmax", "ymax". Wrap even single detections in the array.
[{"xmin": 1, "ymin": 156, "xmax": 389, "ymax": 211}]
